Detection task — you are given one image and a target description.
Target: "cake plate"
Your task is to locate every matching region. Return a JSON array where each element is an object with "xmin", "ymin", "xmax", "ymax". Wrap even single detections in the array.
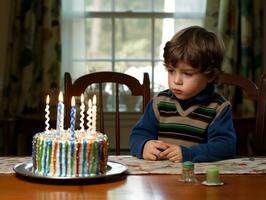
[{"xmin": 13, "ymin": 161, "xmax": 128, "ymax": 184}]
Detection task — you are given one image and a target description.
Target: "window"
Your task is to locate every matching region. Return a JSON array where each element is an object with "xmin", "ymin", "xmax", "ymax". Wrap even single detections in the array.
[{"xmin": 61, "ymin": 0, "xmax": 206, "ymax": 111}]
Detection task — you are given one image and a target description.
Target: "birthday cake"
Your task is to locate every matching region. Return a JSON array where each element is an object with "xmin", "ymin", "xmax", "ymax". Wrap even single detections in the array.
[
  {"xmin": 32, "ymin": 93, "xmax": 109, "ymax": 177},
  {"xmin": 32, "ymin": 130, "xmax": 108, "ymax": 177}
]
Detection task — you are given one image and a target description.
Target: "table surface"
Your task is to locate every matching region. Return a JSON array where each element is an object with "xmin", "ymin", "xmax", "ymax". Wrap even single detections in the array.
[
  {"xmin": 1, "ymin": 156, "xmax": 266, "ymax": 200},
  {"xmin": 0, "ymin": 173, "xmax": 266, "ymax": 200}
]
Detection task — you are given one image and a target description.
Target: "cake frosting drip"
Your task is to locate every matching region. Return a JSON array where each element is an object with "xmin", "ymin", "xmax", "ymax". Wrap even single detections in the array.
[{"xmin": 32, "ymin": 130, "xmax": 108, "ymax": 177}]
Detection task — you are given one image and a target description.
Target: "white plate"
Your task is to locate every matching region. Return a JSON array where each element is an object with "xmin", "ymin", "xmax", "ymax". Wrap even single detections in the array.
[
  {"xmin": 201, "ymin": 180, "xmax": 224, "ymax": 186},
  {"xmin": 13, "ymin": 161, "xmax": 128, "ymax": 183}
]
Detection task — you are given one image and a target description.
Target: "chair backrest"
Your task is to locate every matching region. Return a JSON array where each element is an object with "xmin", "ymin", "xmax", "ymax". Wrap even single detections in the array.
[
  {"xmin": 64, "ymin": 71, "xmax": 150, "ymax": 155},
  {"xmin": 218, "ymin": 73, "xmax": 266, "ymax": 155}
]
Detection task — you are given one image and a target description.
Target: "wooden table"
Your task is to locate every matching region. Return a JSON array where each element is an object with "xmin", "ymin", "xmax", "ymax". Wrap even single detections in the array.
[{"xmin": 0, "ymin": 173, "xmax": 266, "ymax": 200}]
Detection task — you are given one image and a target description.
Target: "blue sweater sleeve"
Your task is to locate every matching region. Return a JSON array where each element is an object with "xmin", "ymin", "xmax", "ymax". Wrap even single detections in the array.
[
  {"xmin": 180, "ymin": 105, "xmax": 237, "ymax": 162},
  {"xmin": 129, "ymin": 100, "xmax": 159, "ymax": 158}
]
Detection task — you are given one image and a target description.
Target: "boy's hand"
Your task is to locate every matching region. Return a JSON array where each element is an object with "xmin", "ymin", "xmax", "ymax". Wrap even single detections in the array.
[
  {"xmin": 159, "ymin": 143, "xmax": 183, "ymax": 162},
  {"xmin": 143, "ymin": 140, "xmax": 169, "ymax": 161}
]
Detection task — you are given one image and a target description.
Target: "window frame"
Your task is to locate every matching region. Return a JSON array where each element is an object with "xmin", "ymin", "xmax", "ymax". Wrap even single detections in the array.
[{"xmin": 66, "ymin": 10, "xmax": 205, "ymax": 93}]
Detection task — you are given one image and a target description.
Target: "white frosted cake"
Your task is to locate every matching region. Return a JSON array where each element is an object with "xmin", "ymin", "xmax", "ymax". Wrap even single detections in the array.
[{"xmin": 32, "ymin": 129, "xmax": 108, "ymax": 177}]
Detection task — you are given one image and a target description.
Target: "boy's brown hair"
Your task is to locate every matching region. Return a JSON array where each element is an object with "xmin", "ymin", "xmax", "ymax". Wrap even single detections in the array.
[{"xmin": 163, "ymin": 26, "xmax": 225, "ymax": 81}]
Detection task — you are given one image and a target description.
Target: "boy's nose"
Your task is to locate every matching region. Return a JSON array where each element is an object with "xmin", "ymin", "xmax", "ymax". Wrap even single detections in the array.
[{"xmin": 174, "ymin": 74, "xmax": 183, "ymax": 85}]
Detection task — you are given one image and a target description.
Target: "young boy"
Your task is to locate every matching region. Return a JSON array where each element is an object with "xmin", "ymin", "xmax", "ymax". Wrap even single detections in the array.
[{"xmin": 129, "ymin": 26, "xmax": 236, "ymax": 162}]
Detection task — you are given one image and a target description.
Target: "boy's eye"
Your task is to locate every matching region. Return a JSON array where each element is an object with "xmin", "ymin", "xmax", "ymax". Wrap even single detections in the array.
[
  {"xmin": 167, "ymin": 68, "xmax": 174, "ymax": 73},
  {"xmin": 183, "ymin": 72, "xmax": 193, "ymax": 76}
]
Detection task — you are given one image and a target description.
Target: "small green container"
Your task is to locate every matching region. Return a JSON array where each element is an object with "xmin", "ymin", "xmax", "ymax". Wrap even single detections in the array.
[
  {"xmin": 181, "ymin": 161, "xmax": 197, "ymax": 183},
  {"xmin": 206, "ymin": 167, "xmax": 220, "ymax": 183}
]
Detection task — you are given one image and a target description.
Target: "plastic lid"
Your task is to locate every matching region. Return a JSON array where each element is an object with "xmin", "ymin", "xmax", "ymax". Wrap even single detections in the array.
[
  {"xmin": 206, "ymin": 167, "xmax": 219, "ymax": 173},
  {"xmin": 182, "ymin": 161, "xmax": 194, "ymax": 169}
]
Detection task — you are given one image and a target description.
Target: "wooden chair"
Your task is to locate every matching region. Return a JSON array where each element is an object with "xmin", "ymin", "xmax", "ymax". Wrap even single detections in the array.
[
  {"xmin": 64, "ymin": 71, "xmax": 150, "ymax": 155},
  {"xmin": 218, "ymin": 73, "xmax": 266, "ymax": 155}
]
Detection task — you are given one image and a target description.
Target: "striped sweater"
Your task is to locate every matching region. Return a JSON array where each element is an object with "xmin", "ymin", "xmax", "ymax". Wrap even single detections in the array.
[
  {"xmin": 154, "ymin": 90, "xmax": 230, "ymax": 143},
  {"xmin": 129, "ymin": 86, "xmax": 236, "ymax": 162}
]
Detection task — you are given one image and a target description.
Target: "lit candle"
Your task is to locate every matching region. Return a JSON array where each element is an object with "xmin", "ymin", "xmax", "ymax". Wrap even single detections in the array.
[
  {"xmin": 70, "ymin": 96, "xmax": 76, "ymax": 140},
  {"xmin": 45, "ymin": 95, "xmax": 50, "ymax": 132},
  {"xmin": 79, "ymin": 93, "xmax": 85, "ymax": 130},
  {"xmin": 92, "ymin": 95, "xmax": 97, "ymax": 132},
  {"xmin": 87, "ymin": 99, "xmax": 92, "ymax": 132},
  {"xmin": 56, "ymin": 91, "xmax": 64, "ymax": 131}
]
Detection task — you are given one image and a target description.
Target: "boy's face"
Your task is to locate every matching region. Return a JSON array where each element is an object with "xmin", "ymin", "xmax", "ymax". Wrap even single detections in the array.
[{"xmin": 166, "ymin": 62, "xmax": 211, "ymax": 100}]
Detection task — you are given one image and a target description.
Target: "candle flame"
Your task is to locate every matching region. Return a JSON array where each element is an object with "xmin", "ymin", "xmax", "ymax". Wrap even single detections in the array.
[
  {"xmin": 46, "ymin": 95, "xmax": 50, "ymax": 104},
  {"xmin": 71, "ymin": 96, "xmax": 75, "ymax": 107},
  {"xmin": 81, "ymin": 93, "xmax": 84, "ymax": 103},
  {"xmin": 92, "ymin": 95, "xmax": 96, "ymax": 104},
  {"xmin": 59, "ymin": 91, "xmax": 63, "ymax": 102}
]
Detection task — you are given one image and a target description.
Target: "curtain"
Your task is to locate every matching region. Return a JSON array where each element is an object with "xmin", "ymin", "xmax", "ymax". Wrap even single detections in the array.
[
  {"xmin": 204, "ymin": 0, "xmax": 263, "ymax": 83},
  {"xmin": 204, "ymin": 0, "xmax": 263, "ymax": 114},
  {"xmin": 61, "ymin": 0, "xmax": 86, "ymax": 81},
  {"xmin": 1, "ymin": 0, "xmax": 61, "ymax": 118}
]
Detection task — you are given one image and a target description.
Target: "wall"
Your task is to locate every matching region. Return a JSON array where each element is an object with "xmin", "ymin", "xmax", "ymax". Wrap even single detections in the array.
[
  {"xmin": 264, "ymin": 1, "xmax": 266, "ymax": 73},
  {"xmin": 0, "ymin": 1, "xmax": 10, "ymax": 154},
  {"xmin": 0, "ymin": 1, "xmax": 10, "ymax": 91}
]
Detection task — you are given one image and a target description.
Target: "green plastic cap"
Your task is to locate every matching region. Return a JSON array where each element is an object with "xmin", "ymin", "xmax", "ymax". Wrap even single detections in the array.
[{"xmin": 182, "ymin": 161, "xmax": 194, "ymax": 169}]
